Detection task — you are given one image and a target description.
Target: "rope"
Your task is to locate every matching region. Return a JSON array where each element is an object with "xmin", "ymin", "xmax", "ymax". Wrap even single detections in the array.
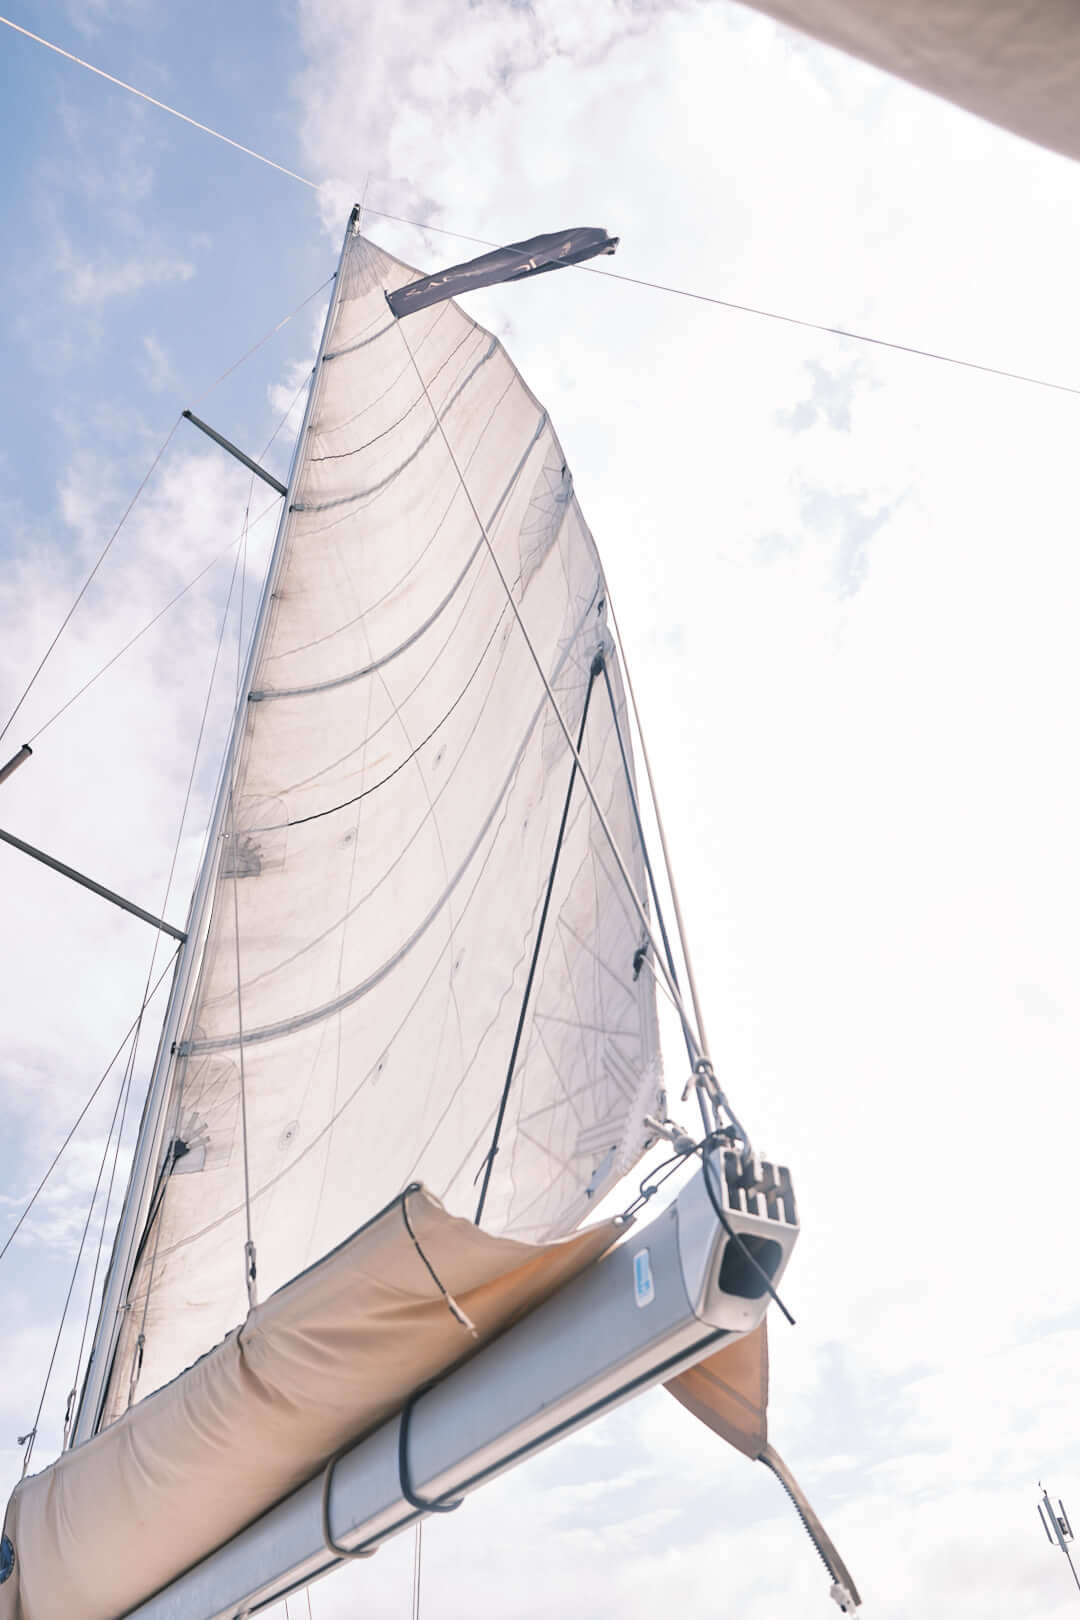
[
  {"xmin": 319, "ymin": 1446, "xmax": 379, "ymax": 1560},
  {"xmin": 4, "ymin": 13, "xmax": 1076, "ymax": 402},
  {"xmin": 474, "ymin": 655, "xmax": 601, "ymax": 1224},
  {"xmin": 0, "ymin": 419, "xmax": 181, "ymax": 747},
  {"xmin": 20, "ymin": 1036, "xmax": 133, "ymax": 1474},
  {"xmin": 601, "ymin": 589, "xmax": 716, "ymax": 1071},
  {"xmin": 230, "ymin": 487, "xmax": 258, "ymax": 1310},
  {"xmin": 0, "ymin": 953, "xmax": 177, "ymax": 1265},
  {"xmin": 64, "ymin": 1002, "xmax": 143, "ymax": 1445},
  {"xmin": 401, "ymin": 1189, "xmax": 476, "ymax": 1337},
  {"xmin": 2, "ymin": 264, "xmax": 329, "ymax": 748},
  {"xmin": 397, "ymin": 1391, "xmax": 462, "ymax": 1514},
  {"xmin": 27, "ymin": 343, "xmax": 313, "ymax": 744},
  {"xmin": 598, "ymin": 658, "xmax": 694, "ymax": 1067},
  {"xmin": 189, "ymin": 280, "xmax": 333, "ymax": 409},
  {"xmin": 0, "ymin": 16, "xmax": 317, "ymax": 192},
  {"xmin": 393, "ymin": 316, "xmax": 705, "ymax": 1066},
  {"xmin": 120, "ymin": 527, "xmax": 251, "ymax": 1409},
  {"xmin": 411, "ymin": 1522, "xmax": 423, "ymax": 1620},
  {"xmin": 28, "ymin": 509, "xmax": 267, "ymax": 743},
  {"xmin": 696, "ymin": 1134, "xmax": 795, "ymax": 1326}
]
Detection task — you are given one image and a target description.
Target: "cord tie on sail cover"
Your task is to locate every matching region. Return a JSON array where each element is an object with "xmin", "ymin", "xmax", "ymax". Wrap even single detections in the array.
[{"xmin": 401, "ymin": 1189, "xmax": 477, "ymax": 1336}]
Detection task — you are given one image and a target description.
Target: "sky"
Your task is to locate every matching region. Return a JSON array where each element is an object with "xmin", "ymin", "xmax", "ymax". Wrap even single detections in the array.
[{"xmin": 1, "ymin": 1, "xmax": 1079, "ymax": 1617}]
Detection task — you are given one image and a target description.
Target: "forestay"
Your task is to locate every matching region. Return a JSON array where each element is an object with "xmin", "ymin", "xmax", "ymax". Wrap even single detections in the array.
[{"xmin": 97, "ymin": 226, "xmax": 663, "ymax": 1423}]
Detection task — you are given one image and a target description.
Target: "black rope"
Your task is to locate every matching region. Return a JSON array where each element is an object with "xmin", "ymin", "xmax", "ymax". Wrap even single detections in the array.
[
  {"xmin": 126, "ymin": 1136, "xmax": 189, "ymax": 1282},
  {"xmin": 698, "ymin": 1138, "xmax": 796, "ymax": 1327},
  {"xmin": 598, "ymin": 659, "xmax": 694, "ymax": 1065},
  {"xmin": 320, "ymin": 1446, "xmax": 380, "ymax": 1559},
  {"xmin": 473, "ymin": 654, "xmax": 602, "ymax": 1224},
  {"xmin": 397, "ymin": 1391, "xmax": 463, "ymax": 1514}
]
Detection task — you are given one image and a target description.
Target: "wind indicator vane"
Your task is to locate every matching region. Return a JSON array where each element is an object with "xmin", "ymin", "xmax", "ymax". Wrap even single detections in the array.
[{"xmin": 1038, "ymin": 1483, "xmax": 1080, "ymax": 1598}]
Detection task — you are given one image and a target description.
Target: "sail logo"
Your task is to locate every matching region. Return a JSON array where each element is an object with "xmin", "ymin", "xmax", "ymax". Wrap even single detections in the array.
[{"xmin": 632, "ymin": 1248, "xmax": 655, "ymax": 1308}]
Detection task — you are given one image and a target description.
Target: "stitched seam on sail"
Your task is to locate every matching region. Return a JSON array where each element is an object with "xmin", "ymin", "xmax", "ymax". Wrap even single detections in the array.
[
  {"xmin": 310, "ymin": 326, "xmax": 481, "ymax": 460},
  {"xmin": 197, "ymin": 598, "xmax": 588, "ymax": 1032},
  {"xmin": 205, "ymin": 580, "xmax": 595, "ymax": 1019},
  {"xmin": 183, "ymin": 596, "xmax": 599, "ymax": 1053},
  {"xmin": 253, "ymin": 408, "xmax": 548, "ymax": 700},
  {"xmin": 140, "ymin": 769, "xmax": 531, "ymax": 1261},
  {"xmin": 270, "ymin": 344, "xmax": 529, "ymax": 664},
  {"xmin": 292, "ymin": 336, "xmax": 499, "ymax": 514},
  {"xmin": 272, "ymin": 480, "xmax": 575, "ymax": 801}
]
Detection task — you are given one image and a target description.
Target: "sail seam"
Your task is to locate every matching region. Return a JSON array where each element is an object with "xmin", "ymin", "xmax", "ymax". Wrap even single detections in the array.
[
  {"xmin": 180, "ymin": 595, "xmax": 598, "ymax": 1054},
  {"xmin": 310, "ymin": 326, "xmax": 482, "ymax": 461},
  {"xmin": 253, "ymin": 410, "xmax": 548, "ymax": 701},
  {"xmin": 291, "ymin": 337, "xmax": 499, "ymax": 514}
]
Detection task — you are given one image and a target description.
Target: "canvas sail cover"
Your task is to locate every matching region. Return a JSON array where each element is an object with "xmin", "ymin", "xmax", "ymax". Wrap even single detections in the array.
[
  {"xmin": 96, "ymin": 226, "xmax": 663, "ymax": 1426},
  {"xmin": 665, "ymin": 1320, "xmax": 769, "ymax": 1459},
  {"xmin": 1, "ymin": 1190, "xmax": 621, "ymax": 1620},
  {"xmin": 742, "ymin": 0, "xmax": 1080, "ymax": 164}
]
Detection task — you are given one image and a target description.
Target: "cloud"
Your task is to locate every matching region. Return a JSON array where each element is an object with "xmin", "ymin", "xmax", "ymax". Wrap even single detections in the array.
[{"xmin": 55, "ymin": 242, "xmax": 195, "ymax": 309}]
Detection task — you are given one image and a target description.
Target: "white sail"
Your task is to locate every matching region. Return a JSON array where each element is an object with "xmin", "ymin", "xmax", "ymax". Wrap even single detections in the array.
[{"xmin": 99, "ymin": 226, "xmax": 663, "ymax": 1420}]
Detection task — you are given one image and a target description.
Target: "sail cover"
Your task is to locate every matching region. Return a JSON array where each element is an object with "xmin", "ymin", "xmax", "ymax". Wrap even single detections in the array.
[
  {"xmin": 96, "ymin": 225, "xmax": 663, "ymax": 1425},
  {"xmin": 3, "ymin": 1191, "xmax": 620, "ymax": 1620},
  {"xmin": 741, "ymin": 0, "xmax": 1080, "ymax": 164}
]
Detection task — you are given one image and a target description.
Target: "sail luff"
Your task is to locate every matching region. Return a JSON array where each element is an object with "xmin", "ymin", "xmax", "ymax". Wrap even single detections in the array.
[{"xmin": 69, "ymin": 210, "xmax": 358, "ymax": 1448}]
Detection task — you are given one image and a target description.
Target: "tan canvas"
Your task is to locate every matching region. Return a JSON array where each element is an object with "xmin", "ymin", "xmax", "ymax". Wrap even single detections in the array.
[
  {"xmin": 664, "ymin": 1320, "xmax": 768, "ymax": 1459},
  {"xmin": 0, "ymin": 1189, "xmax": 620, "ymax": 1620},
  {"xmin": 743, "ymin": 0, "xmax": 1080, "ymax": 162}
]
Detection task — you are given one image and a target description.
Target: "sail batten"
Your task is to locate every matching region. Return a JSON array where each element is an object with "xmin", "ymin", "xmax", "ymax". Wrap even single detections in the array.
[{"xmin": 91, "ymin": 223, "xmax": 663, "ymax": 1426}]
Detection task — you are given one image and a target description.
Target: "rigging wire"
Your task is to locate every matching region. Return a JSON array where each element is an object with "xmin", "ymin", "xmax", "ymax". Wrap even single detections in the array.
[
  {"xmin": 64, "ymin": 1015, "xmax": 143, "ymax": 1446},
  {"xmin": 0, "ymin": 418, "xmax": 181, "ymax": 749},
  {"xmin": 61, "ymin": 504, "xmax": 256, "ymax": 1433},
  {"xmin": 0, "ymin": 16, "xmax": 318, "ymax": 192},
  {"xmin": 20, "ymin": 1037, "xmax": 135, "ymax": 1475},
  {"xmin": 122, "ymin": 518, "xmax": 253, "ymax": 1405},
  {"xmin": 0, "ymin": 953, "xmax": 178, "ymax": 1265},
  {"xmin": 30, "ymin": 365, "xmax": 311, "ymax": 744},
  {"xmin": 474, "ymin": 658, "xmax": 601, "ymax": 1225},
  {"xmin": 230, "ymin": 486, "xmax": 259, "ymax": 1309},
  {"xmin": 190, "ymin": 281, "xmax": 334, "ymax": 409},
  {"xmin": 598, "ymin": 658, "xmax": 696, "ymax": 1069},
  {"xmin": 1, "ymin": 286, "xmax": 325, "ymax": 748},
  {"xmin": 394, "ymin": 317, "xmax": 706, "ymax": 1067},
  {"xmin": 599, "ymin": 587, "xmax": 715, "ymax": 1072},
  {"xmin": 4, "ymin": 12, "xmax": 1079, "ymax": 403},
  {"xmin": 28, "ymin": 505, "xmax": 270, "ymax": 743},
  {"xmin": 411, "ymin": 1521, "xmax": 423, "ymax": 1620}
]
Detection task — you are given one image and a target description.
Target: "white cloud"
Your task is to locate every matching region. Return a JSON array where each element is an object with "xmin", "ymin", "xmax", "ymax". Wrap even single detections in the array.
[{"xmin": 57, "ymin": 245, "xmax": 195, "ymax": 309}]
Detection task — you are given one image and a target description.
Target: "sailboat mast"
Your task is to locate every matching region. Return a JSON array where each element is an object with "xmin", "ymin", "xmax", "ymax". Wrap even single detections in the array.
[{"xmin": 70, "ymin": 206, "xmax": 359, "ymax": 1448}]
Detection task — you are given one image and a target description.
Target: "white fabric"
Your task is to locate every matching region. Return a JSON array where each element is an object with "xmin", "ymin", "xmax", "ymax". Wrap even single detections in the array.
[
  {"xmin": 743, "ymin": 0, "xmax": 1080, "ymax": 163},
  {"xmin": 101, "ymin": 230, "xmax": 662, "ymax": 1422}
]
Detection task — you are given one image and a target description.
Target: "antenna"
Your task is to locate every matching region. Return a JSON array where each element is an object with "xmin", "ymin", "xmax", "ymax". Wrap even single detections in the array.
[{"xmin": 1038, "ymin": 1484, "xmax": 1080, "ymax": 1599}]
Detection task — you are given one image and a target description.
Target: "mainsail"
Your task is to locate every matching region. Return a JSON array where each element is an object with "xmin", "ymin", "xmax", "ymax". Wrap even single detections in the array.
[{"xmin": 88, "ymin": 218, "xmax": 664, "ymax": 1429}]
